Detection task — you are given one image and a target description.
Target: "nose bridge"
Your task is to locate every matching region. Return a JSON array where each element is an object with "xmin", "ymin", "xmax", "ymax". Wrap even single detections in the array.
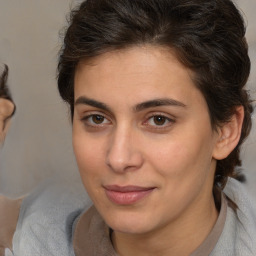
[{"xmin": 106, "ymin": 123, "xmax": 143, "ymax": 172}]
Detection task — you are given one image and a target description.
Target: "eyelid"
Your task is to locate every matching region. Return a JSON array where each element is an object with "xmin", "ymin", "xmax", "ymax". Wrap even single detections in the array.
[{"xmin": 144, "ymin": 111, "xmax": 176, "ymax": 121}]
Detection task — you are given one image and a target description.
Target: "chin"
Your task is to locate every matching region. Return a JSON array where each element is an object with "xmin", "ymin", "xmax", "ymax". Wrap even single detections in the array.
[
  {"xmin": 101, "ymin": 208, "xmax": 155, "ymax": 235},
  {"xmin": 110, "ymin": 221, "xmax": 150, "ymax": 235}
]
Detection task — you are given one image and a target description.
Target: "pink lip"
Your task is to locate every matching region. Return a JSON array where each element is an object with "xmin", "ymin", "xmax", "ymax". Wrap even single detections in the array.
[{"xmin": 104, "ymin": 185, "xmax": 155, "ymax": 205}]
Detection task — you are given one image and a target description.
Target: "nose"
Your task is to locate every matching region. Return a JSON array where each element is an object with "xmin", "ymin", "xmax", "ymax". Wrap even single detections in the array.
[{"xmin": 106, "ymin": 126, "xmax": 144, "ymax": 173}]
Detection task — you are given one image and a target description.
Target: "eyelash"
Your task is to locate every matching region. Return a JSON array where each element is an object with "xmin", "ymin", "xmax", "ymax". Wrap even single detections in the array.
[{"xmin": 80, "ymin": 113, "xmax": 175, "ymax": 130}]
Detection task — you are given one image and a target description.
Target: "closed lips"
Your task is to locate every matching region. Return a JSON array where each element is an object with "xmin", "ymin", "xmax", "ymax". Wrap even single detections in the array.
[{"xmin": 104, "ymin": 185, "xmax": 155, "ymax": 205}]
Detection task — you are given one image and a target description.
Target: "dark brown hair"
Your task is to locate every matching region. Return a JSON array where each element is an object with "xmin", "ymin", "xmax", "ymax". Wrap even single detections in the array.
[{"xmin": 57, "ymin": 0, "xmax": 253, "ymax": 189}]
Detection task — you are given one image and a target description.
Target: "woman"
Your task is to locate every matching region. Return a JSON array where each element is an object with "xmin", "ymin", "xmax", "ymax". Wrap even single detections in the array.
[{"xmin": 1, "ymin": 0, "xmax": 256, "ymax": 255}]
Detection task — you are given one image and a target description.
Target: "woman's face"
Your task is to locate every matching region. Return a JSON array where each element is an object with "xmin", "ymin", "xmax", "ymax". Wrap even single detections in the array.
[
  {"xmin": 0, "ymin": 98, "xmax": 14, "ymax": 143},
  {"xmin": 73, "ymin": 46, "xmax": 220, "ymax": 235}
]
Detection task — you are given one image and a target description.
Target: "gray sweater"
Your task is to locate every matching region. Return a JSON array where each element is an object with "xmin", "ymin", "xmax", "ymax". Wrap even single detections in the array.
[{"xmin": 9, "ymin": 178, "xmax": 256, "ymax": 256}]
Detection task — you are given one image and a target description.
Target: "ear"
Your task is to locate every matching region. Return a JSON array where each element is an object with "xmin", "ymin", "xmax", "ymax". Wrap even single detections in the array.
[
  {"xmin": 213, "ymin": 106, "xmax": 244, "ymax": 160},
  {"xmin": 0, "ymin": 99, "xmax": 15, "ymax": 143}
]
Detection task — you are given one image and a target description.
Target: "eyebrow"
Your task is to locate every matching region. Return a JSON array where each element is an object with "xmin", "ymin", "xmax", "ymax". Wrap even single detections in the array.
[
  {"xmin": 75, "ymin": 96, "xmax": 186, "ymax": 112},
  {"xmin": 134, "ymin": 98, "xmax": 186, "ymax": 112},
  {"xmin": 75, "ymin": 96, "xmax": 110, "ymax": 112}
]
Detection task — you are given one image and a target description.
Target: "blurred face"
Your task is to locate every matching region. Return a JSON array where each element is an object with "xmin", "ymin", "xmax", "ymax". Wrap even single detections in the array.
[
  {"xmin": 0, "ymin": 98, "xmax": 14, "ymax": 143},
  {"xmin": 73, "ymin": 46, "xmax": 219, "ymax": 235}
]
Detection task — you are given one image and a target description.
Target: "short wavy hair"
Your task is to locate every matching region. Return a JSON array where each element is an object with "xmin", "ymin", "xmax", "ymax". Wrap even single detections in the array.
[{"xmin": 57, "ymin": 0, "xmax": 253, "ymax": 189}]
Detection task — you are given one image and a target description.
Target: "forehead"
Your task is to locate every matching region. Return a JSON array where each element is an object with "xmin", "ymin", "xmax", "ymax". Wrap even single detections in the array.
[{"xmin": 74, "ymin": 46, "xmax": 205, "ymax": 108}]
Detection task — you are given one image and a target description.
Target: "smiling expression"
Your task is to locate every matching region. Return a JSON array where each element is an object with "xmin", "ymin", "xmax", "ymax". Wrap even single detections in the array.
[{"xmin": 72, "ymin": 46, "xmax": 220, "ymax": 235}]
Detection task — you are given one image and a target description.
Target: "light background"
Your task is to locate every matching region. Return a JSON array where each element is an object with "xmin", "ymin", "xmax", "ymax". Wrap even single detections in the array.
[{"xmin": 0, "ymin": 0, "xmax": 255, "ymax": 198}]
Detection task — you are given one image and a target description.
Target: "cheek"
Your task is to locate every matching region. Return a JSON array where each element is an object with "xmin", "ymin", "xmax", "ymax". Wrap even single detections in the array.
[
  {"xmin": 72, "ymin": 126, "xmax": 102, "ymax": 177},
  {"xmin": 73, "ymin": 133, "xmax": 107, "ymax": 203},
  {"xmin": 73, "ymin": 136, "xmax": 104, "ymax": 173},
  {"xmin": 146, "ymin": 128, "xmax": 214, "ymax": 181}
]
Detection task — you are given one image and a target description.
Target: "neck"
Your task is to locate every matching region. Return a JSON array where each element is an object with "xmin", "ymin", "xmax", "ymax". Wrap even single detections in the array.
[{"xmin": 112, "ymin": 194, "xmax": 218, "ymax": 256}]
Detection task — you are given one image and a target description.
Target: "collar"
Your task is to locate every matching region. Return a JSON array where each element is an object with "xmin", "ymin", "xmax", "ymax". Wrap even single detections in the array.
[
  {"xmin": 73, "ymin": 193, "xmax": 227, "ymax": 256},
  {"xmin": 73, "ymin": 206, "xmax": 118, "ymax": 256},
  {"xmin": 190, "ymin": 192, "xmax": 227, "ymax": 256}
]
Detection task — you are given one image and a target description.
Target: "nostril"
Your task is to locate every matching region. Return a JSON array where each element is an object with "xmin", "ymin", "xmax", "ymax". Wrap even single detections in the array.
[
  {"xmin": 106, "ymin": 153, "xmax": 130, "ymax": 173},
  {"xmin": 106, "ymin": 150, "xmax": 144, "ymax": 173}
]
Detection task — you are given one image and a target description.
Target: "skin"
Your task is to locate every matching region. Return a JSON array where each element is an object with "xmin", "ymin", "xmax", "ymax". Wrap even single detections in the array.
[
  {"xmin": 72, "ymin": 46, "xmax": 242, "ymax": 256},
  {"xmin": 0, "ymin": 98, "xmax": 14, "ymax": 144}
]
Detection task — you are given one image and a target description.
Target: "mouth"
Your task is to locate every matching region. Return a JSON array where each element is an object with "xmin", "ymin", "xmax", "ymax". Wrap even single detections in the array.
[{"xmin": 103, "ymin": 185, "xmax": 155, "ymax": 205}]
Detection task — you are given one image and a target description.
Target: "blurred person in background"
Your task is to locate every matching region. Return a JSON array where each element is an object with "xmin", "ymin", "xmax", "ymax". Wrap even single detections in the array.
[
  {"xmin": 0, "ymin": 64, "xmax": 22, "ymax": 256},
  {"xmin": 0, "ymin": 65, "xmax": 15, "ymax": 144}
]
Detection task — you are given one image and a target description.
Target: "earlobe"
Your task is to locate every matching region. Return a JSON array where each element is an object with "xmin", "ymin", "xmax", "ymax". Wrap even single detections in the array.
[{"xmin": 213, "ymin": 106, "xmax": 244, "ymax": 160}]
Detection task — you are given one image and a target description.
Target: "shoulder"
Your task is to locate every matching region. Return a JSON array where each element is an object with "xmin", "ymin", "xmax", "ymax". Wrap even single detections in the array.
[
  {"xmin": 211, "ymin": 178, "xmax": 256, "ymax": 256},
  {"xmin": 12, "ymin": 178, "xmax": 92, "ymax": 256}
]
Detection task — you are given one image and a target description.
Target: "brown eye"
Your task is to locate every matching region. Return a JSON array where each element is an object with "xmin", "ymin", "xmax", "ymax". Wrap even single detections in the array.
[
  {"xmin": 153, "ymin": 116, "xmax": 168, "ymax": 126},
  {"xmin": 92, "ymin": 115, "xmax": 105, "ymax": 124},
  {"xmin": 81, "ymin": 113, "xmax": 111, "ymax": 128},
  {"xmin": 145, "ymin": 114, "xmax": 174, "ymax": 129},
  {"xmin": 81, "ymin": 113, "xmax": 111, "ymax": 127}
]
